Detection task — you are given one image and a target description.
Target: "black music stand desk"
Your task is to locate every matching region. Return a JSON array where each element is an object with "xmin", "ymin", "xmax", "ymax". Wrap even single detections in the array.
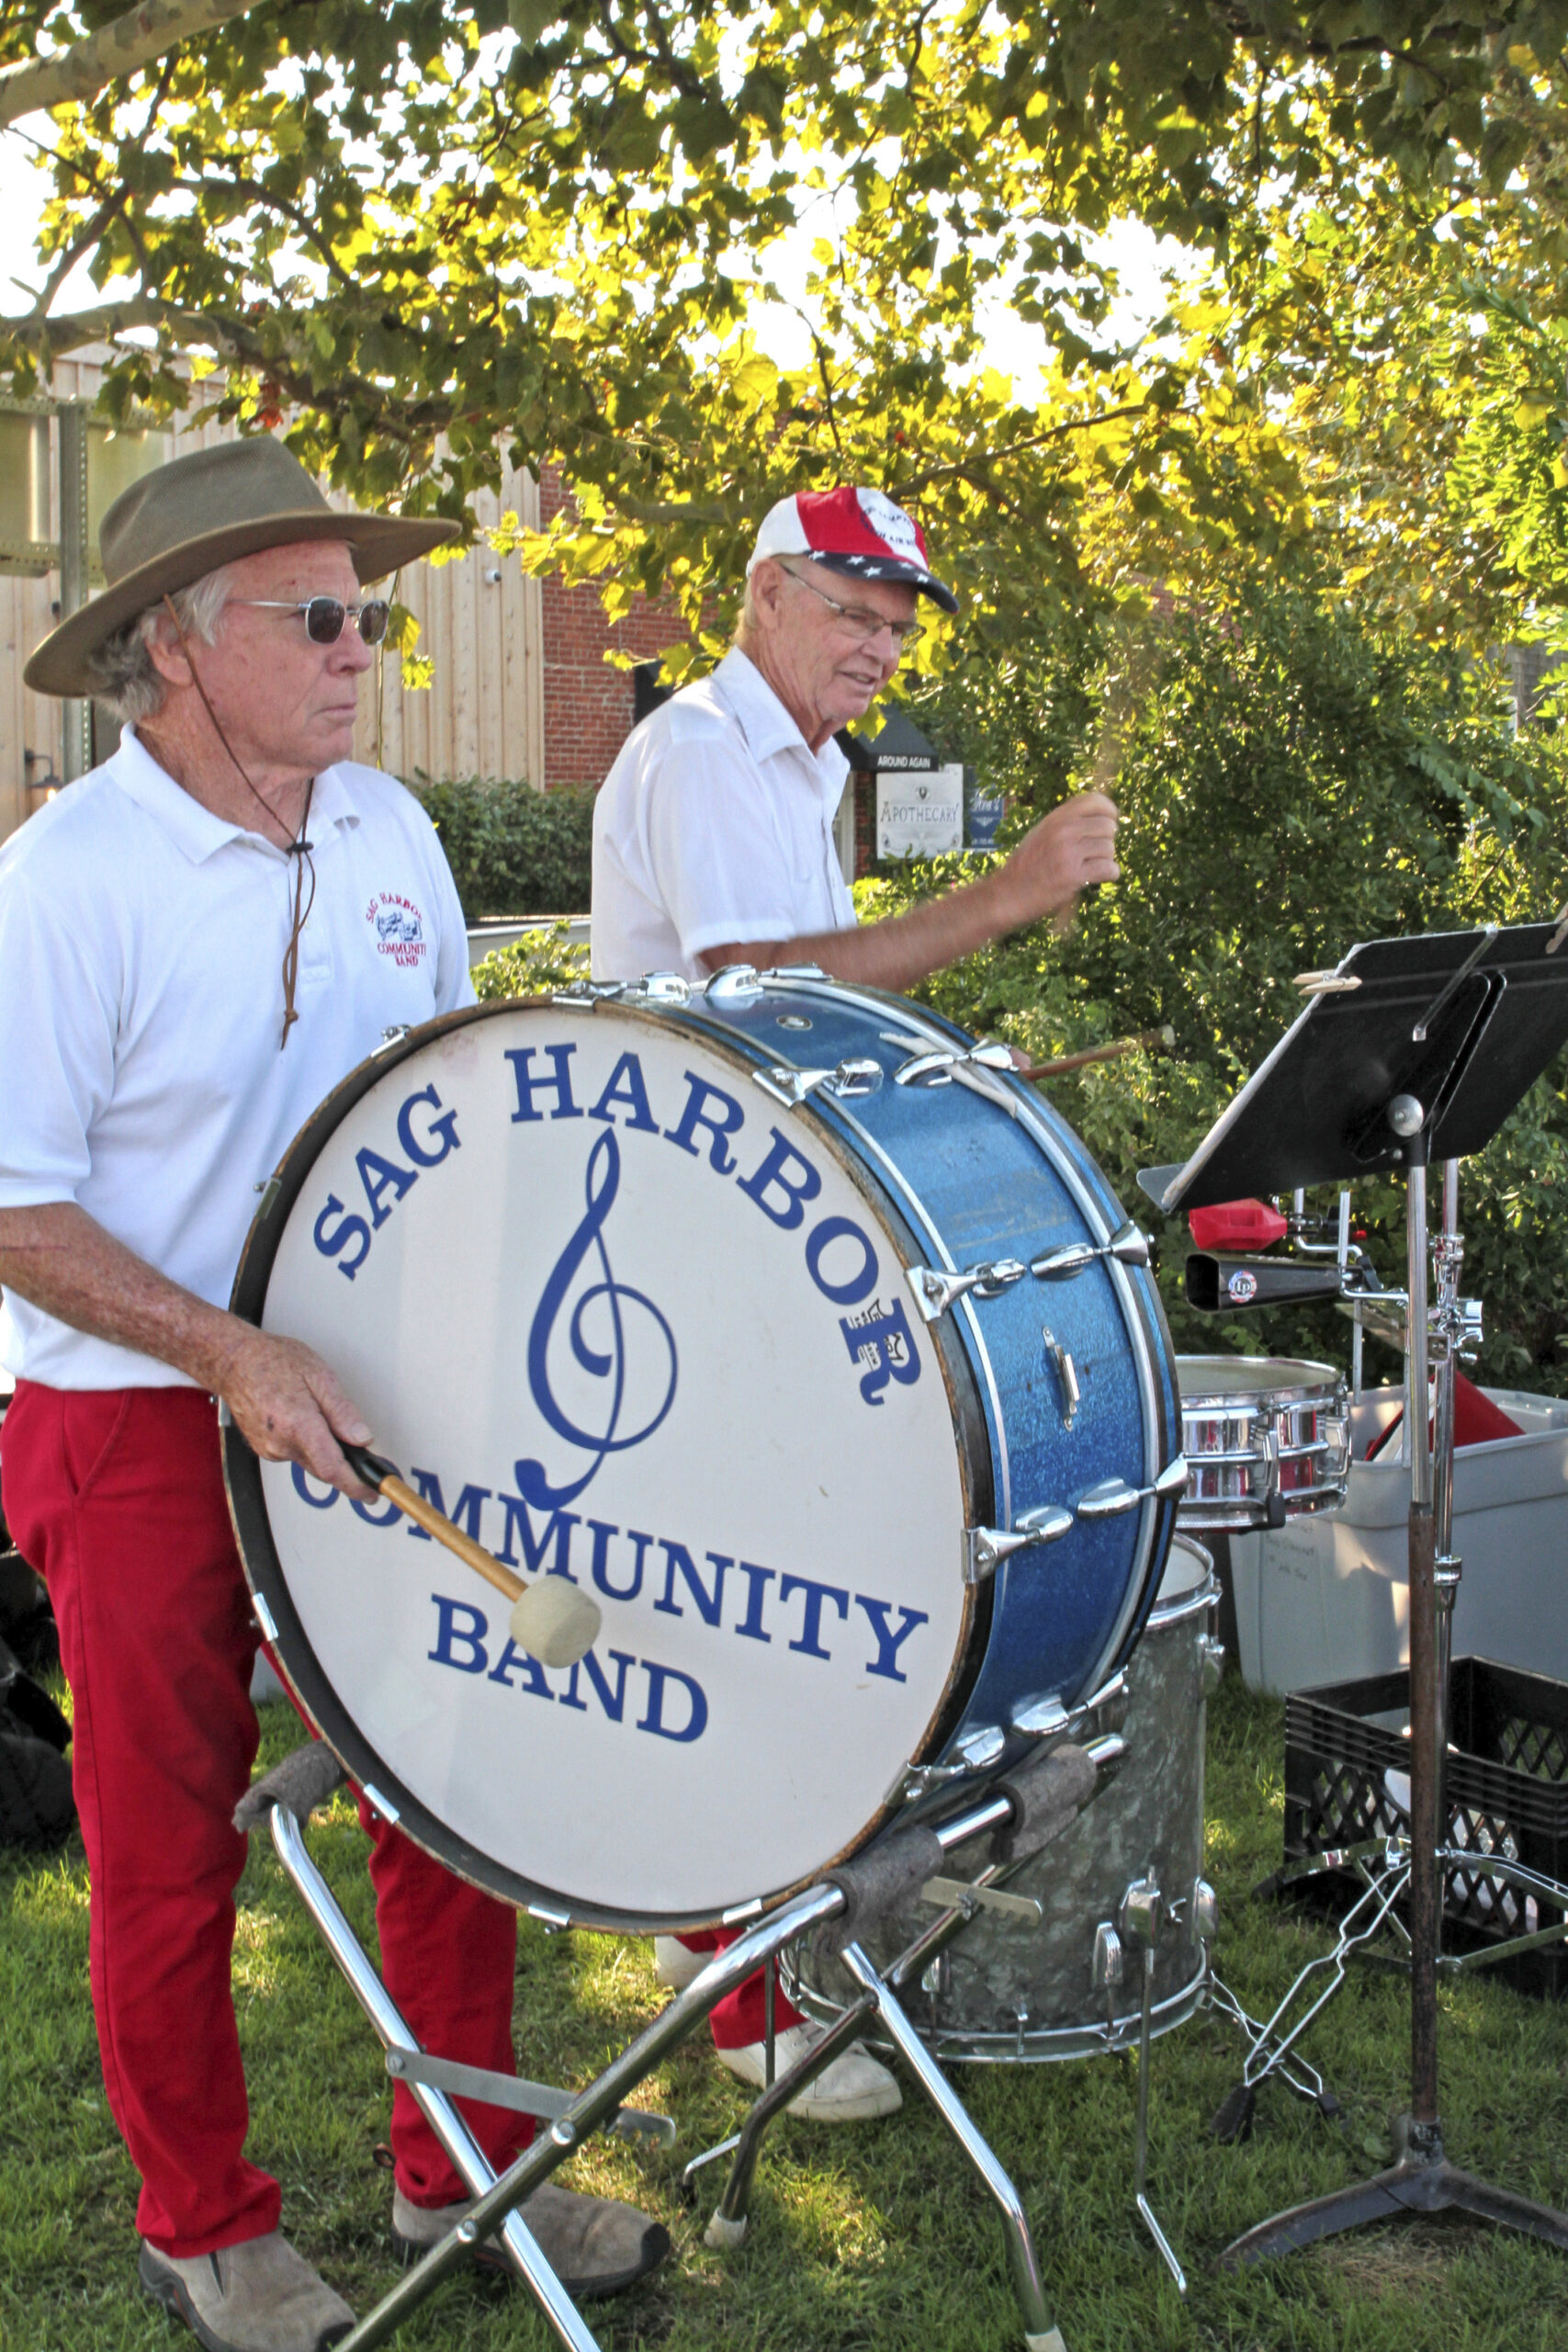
[{"xmin": 1142, "ymin": 921, "xmax": 1568, "ymax": 2262}]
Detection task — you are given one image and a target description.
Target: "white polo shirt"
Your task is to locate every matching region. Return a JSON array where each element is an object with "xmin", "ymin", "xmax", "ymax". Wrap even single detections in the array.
[
  {"xmin": 0, "ymin": 729, "xmax": 474, "ymax": 1390},
  {"xmin": 591, "ymin": 646, "xmax": 857, "ymax": 981}
]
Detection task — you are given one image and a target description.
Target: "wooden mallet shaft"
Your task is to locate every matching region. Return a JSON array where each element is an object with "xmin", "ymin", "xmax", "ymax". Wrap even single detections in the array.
[
  {"xmin": 339, "ymin": 1442, "xmax": 601, "ymax": 1668},
  {"xmin": 1017, "ymin": 1026, "xmax": 1174, "ymax": 1081}
]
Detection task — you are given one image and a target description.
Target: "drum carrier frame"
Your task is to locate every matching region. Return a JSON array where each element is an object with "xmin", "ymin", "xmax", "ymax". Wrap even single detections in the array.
[{"xmin": 246, "ymin": 1697, "xmax": 1128, "ymax": 2352}]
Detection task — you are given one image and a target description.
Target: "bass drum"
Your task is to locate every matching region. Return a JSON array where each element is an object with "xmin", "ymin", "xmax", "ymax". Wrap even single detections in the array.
[{"xmin": 225, "ymin": 973, "xmax": 1181, "ymax": 1933}]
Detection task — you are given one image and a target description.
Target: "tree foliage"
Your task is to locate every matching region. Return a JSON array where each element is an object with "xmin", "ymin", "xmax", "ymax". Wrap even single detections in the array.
[
  {"xmin": 874, "ymin": 570, "xmax": 1568, "ymax": 1388},
  {"xmin": 7, "ymin": 0, "xmax": 1568, "ymax": 665}
]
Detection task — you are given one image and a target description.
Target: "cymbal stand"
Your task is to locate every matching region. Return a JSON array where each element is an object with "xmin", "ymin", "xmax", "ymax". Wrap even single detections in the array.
[{"xmin": 1223, "ymin": 1102, "xmax": 1568, "ymax": 2264}]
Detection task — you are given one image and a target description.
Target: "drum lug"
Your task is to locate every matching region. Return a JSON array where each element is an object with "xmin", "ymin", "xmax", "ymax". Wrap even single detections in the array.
[
  {"xmin": 704, "ymin": 964, "xmax": 765, "ymax": 1005},
  {"xmin": 1075, "ymin": 1478, "xmax": 1140, "ymax": 1521},
  {"xmin": 1010, "ymin": 1695, "xmax": 1070, "ymax": 1739},
  {"xmin": 1120, "ymin": 1873, "xmax": 1163, "ymax": 1947},
  {"xmin": 965, "ymin": 1504, "xmax": 1073, "ymax": 1583},
  {"xmin": 890, "ymin": 1721, "xmax": 1005, "ymax": 1804},
  {"xmin": 910, "ymin": 1265, "xmax": 975, "ymax": 1321},
  {"xmin": 550, "ymin": 978, "xmax": 626, "ymax": 1007},
  {"xmin": 1199, "ymin": 1634, "xmax": 1226, "ymax": 1696},
  {"xmin": 753, "ymin": 1057, "xmax": 885, "ymax": 1108},
  {"xmin": 954, "ymin": 1724, "xmax": 1007, "ymax": 1770},
  {"xmin": 623, "ymin": 970, "xmax": 693, "ymax": 1008},
  {"xmin": 1190, "ymin": 1878, "xmax": 1220, "ymax": 1942},
  {"xmin": 1093, "ymin": 1922, "xmax": 1124, "ymax": 1992}
]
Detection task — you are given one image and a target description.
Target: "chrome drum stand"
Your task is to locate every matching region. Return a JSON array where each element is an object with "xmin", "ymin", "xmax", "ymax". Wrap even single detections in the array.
[{"xmin": 241, "ymin": 1728, "xmax": 1123, "ymax": 2352}]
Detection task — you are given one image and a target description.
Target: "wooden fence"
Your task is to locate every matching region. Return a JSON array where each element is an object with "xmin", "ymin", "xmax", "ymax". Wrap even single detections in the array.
[{"xmin": 1, "ymin": 351, "xmax": 547, "ymax": 846}]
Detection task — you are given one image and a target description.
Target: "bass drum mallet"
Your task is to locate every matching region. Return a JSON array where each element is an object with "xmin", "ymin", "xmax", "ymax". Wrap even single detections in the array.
[{"xmin": 340, "ymin": 1442, "xmax": 602, "ymax": 1669}]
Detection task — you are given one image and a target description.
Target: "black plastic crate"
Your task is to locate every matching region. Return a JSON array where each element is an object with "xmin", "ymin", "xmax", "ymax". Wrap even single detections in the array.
[{"xmin": 1283, "ymin": 1656, "xmax": 1568, "ymax": 1997}]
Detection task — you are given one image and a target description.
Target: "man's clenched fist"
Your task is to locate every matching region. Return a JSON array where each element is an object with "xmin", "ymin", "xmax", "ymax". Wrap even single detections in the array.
[{"xmin": 992, "ymin": 791, "xmax": 1121, "ymax": 931}]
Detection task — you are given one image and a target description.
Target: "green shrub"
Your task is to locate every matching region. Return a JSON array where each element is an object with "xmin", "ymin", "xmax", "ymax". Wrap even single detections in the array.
[
  {"xmin": 470, "ymin": 922, "xmax": 591, "ymax": 1000},
  {"xmin": 412, "ymin": 776, "xmax": 594, "ymax": 919}
]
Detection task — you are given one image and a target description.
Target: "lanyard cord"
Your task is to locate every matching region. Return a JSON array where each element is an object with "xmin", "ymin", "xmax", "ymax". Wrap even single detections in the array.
[{"xmin": 159, "ymin": 594, "xmax": 317, "ymax": 1049}]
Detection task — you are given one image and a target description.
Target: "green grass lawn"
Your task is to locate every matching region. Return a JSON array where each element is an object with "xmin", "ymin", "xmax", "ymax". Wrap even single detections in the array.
[{"xmin": 6, "ymin": 1674, "xmax": 1568, "ymax": 2352}]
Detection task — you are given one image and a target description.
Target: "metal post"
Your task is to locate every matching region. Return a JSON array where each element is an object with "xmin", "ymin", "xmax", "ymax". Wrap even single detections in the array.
[
  {"xmin": 1404, "ymin": 1129, "xmax": 1441, "ymax": 2142},
  {"xmin": 1432, "ymin": 1162, "xmax": 1462, "ymax": 1797},
  {"xmin": 57, "ymin": 402, "xmax": 92, "ymax": 781}
]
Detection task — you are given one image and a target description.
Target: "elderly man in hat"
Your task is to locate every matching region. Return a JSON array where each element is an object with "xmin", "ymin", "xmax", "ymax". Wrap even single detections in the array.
[
  {"xmin": 0, "ymin": 439, "xmax": 667, "ymax": 2352},
  {"xmin": 592, "ymin": 486, "xmax": 1120, "ymax": 2120}
]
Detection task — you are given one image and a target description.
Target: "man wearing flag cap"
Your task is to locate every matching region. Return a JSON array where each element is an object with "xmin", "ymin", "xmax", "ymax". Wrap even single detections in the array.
[
  {"xmin": 592, "ymin": 483, "xmax": 1120, "ymax": 989},
  {"xmin": 592, "ymin": 484, "xmax": 1120, "ymax": 2120}
]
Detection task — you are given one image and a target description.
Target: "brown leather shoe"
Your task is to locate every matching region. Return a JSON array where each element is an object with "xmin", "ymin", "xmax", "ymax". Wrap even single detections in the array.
[
  {"xmin": 391, "ymin": 2180, "xmax": 670, "ymax": 2298},
  {"xmin": 139, "ymin": 2233, "xmax": 354, "ymax": 2352}
]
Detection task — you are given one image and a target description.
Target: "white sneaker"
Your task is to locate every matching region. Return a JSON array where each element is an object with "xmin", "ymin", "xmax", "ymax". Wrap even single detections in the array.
[
  {"xmin": 716, "ymin": 2021, "xmax": 901, "ymax": 2122},
  {"xmin": 651, "ymin": 1935, "xmax": 708, "ymax": 1991}
]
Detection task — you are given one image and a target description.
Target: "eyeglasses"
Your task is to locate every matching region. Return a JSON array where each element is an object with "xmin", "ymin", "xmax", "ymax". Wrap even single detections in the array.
[
  {"xmin": 231, "ymin": 595, "xmax": 391, "ymax": 647},
  {"xmin": 777, "ymin": 560, "xmax": 926, "ymax": 650}
]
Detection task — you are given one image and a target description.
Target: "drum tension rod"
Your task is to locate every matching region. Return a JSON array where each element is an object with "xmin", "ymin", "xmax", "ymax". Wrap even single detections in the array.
[
  {"xmin": 1075, "ymin": 1457, "xmax": 1190, "ymax": 1521},
  {"xmin": 908, "ymin": 1223, "xmax": 1150, "ymax": 1323}
]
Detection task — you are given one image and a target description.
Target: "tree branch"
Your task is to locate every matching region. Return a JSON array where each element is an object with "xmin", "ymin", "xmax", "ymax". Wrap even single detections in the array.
[{"xmin": 0, "ymin": 0, "xmax": 273, "ymax": 130}]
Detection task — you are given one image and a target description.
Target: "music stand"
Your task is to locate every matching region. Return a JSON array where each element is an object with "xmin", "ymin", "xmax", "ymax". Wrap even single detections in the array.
[{"xmin": 1140, "ymin": 922, "xmax": 1568, "ymax": 2260}]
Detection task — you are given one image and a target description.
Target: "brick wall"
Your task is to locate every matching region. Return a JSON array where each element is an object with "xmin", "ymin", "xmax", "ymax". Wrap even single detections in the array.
[{"xmin": 539, "ymin": 469, "xmax": 677, "ymax": 788}]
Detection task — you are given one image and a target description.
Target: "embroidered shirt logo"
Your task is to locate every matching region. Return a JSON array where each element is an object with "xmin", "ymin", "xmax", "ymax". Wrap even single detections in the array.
[{"xmin": 367, "ymin": 891, "xmax": 427, "ymax": 967}]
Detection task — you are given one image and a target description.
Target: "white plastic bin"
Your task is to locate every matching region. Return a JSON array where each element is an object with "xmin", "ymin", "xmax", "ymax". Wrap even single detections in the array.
[{"xmin": 1227, "ymin": 1386, "xmax": 1568, "ymax": 1694}]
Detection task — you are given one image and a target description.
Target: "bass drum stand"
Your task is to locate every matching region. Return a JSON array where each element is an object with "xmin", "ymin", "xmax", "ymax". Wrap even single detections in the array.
[
  {"xmin": 1143, "ymin": 922, "xmax": 1568, "ymax": 2266},
  {"xmin": 245, "ymin": 1728, "xmax": 1122, "ymax": 2352}
]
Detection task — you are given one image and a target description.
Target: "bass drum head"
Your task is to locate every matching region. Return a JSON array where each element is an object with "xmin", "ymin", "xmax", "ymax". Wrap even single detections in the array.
[{"xmin": 227, "ymin": 1001, "xmax": 981, "ymax": 1930}]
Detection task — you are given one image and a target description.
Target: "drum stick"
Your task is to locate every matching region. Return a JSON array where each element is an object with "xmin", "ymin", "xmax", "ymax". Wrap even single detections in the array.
[
  {"xmin": 339, "ymin": 1442, "xmax": 602, "ymax": 1668},
  {"xmin": 1017, "ymin": 1026, "xmax": 1174, "ymax": 1081}
]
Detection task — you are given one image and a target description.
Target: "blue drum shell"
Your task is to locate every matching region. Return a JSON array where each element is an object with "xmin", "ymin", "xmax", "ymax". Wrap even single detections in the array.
[{"xmin": 691, "ymin": 978, "xmax": 1181, "ymax": 1771}]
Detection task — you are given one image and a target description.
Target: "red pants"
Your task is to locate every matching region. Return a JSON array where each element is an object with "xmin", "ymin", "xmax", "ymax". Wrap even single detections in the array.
[
  {"xmin": 0, "ymin": 1382, "xmax": 531, "ymax": 2256},
  {"xmin": 680, "ymin": 1932, "xmax": 805, "ymax": 2050}
]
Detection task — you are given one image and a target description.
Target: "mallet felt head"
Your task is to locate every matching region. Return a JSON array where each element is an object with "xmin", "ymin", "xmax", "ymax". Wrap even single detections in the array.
[{"xmin": 509, "ymin": 1577, "xmax": 602, "ymax": 1669}]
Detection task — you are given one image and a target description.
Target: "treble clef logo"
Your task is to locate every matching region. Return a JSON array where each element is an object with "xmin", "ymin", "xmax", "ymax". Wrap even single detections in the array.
[{"xmin": 515, "ymin": 1128, "xmax": 678, "ymax": 1510}]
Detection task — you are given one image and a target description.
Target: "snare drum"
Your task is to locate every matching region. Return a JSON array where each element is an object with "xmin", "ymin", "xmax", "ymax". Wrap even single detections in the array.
[
  {"xmin": 786, "ymin": 1532, "xmax": 1222, "ymax": 2060},
  {"xmin": 1176, "ymin": 1357, "xmax": 1349, "ymax": 1532},
  {"xmin": 225, "ymin": 976, "xmax": 1181, "ymax": 1931}
]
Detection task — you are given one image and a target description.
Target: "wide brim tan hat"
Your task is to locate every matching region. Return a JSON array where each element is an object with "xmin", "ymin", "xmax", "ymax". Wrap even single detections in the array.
[{"xmin": 25, "ymin": 434, "xmax": 461, "ymax": 698}]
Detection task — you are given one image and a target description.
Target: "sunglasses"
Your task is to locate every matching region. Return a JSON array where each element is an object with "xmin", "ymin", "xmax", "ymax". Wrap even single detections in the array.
[{"xmin": 231, "ymin": 595, "xmax": 392, "ymax": 646}]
